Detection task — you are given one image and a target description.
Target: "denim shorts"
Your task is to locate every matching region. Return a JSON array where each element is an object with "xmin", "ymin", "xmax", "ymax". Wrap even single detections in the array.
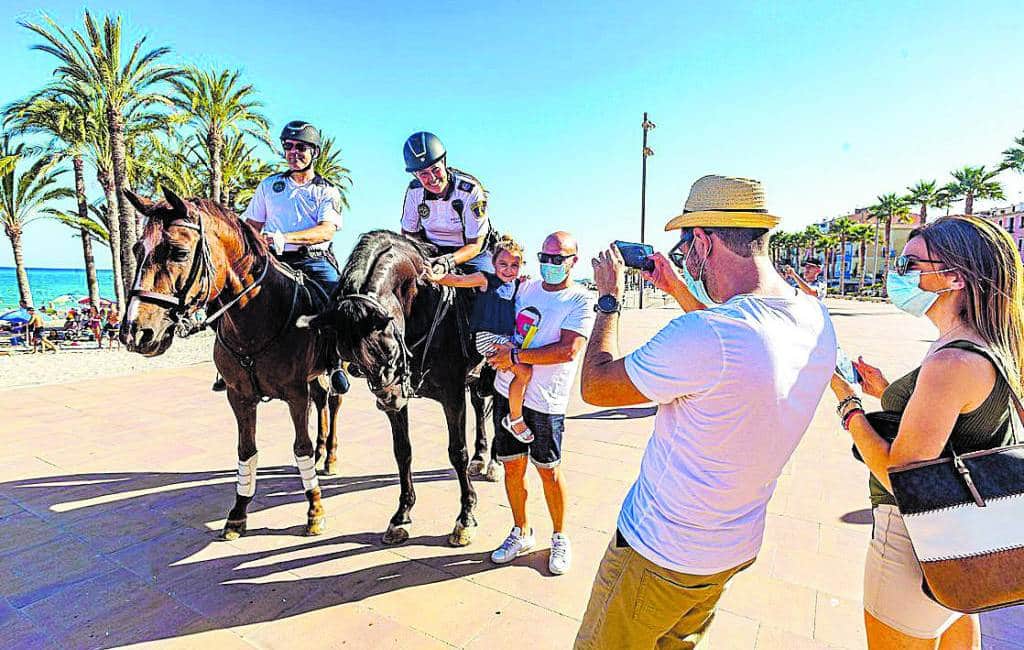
[{"xmin": 492, "ymin": 394, "xmax": 564, "ymax": 468}]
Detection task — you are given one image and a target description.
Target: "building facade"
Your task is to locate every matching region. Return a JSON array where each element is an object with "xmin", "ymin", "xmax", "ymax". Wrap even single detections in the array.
[{"xmin": 978, "ymin": 203, "xmax": 1024, "ymax": 257}]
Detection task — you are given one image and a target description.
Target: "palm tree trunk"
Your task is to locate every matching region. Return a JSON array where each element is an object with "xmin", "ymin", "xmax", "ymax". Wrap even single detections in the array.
[
  {"xmin": 208, "ymin": 128, "xmax": 223, "ymax": 205},
  {"xmin": 72, "ymin": 156, "xmax": 100, "ymax": 306},
  {"xmin": 859, "ymin": 240, "xmax": 868, "ymax": 291},
  {"xmin": 6, "ymin": 226, "xmax": 33, "ymax": 306},
  {"xmin": 883, "ymin": 217, "xmax": 893, "ymax": 287},
  {"xmin": 107, "ymin": 105, "xmax": 136, "ymax": 293},
  {"xmin": 99, "ymin": 169, "xmax": 126, "ymax": 311},
  {"xmin": 920, "ymin": 203, "xmax": 928, "ymax": 226},
  {"xmin": 839, "ymin": 236, "xmax": 847, "ymax": 295},
  {"xmin": 965, "ymin": 192, "xmax": 974, "ymax": 216},
  {"xmin": 872, "ymin": 223, "xmax": 881, "ymax": 284}
]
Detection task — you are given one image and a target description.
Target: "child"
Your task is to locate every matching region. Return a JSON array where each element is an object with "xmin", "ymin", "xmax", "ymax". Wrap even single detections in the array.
[{"xmin": 426, "ymin": 236, "xmax": 534, "ymax": 443}]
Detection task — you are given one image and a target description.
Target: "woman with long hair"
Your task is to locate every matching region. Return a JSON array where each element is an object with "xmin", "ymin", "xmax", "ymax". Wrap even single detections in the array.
[{"xmin": 831, "ymin": 216, "xmax": 1023, "ymax": 649}]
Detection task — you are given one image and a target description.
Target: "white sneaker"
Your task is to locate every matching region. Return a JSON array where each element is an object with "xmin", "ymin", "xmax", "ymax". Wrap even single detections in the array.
[
  {"xmin": 549, "ymin": 532, "xmax": 572, "ymax": 575},
  {"xmin": 491, "ymin": 526, "xmax": 536, "ymax": 564}
]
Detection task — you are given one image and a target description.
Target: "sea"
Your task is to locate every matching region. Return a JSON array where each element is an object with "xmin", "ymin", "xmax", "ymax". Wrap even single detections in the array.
[{"xmin": 0, "ymin": 267, "xmax": 117, "ymax": 310}]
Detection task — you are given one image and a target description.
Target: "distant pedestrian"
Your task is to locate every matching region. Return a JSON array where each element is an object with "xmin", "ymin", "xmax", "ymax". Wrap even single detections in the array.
[
  {"xmin": 103, "ymin": 311, "xmax": 121, "ymax": 350},
  {"xmin": 576, "ymin": 175, "xmax": 837, "ymax": 649},
  {"xmin": 786, "ymin": 255, "xmax": 827, "ymax": 299}
]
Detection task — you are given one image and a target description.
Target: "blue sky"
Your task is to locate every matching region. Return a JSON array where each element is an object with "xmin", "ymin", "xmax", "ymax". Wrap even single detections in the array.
[{"xmin": 1, "ymin": 1, "xmax": 1023, "ymax": 273}]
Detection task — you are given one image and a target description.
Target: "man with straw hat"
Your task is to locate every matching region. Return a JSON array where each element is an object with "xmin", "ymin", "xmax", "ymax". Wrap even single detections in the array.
[{"xmin": 575, "ymin": 175, "xmax": 838, "ymax": 649}]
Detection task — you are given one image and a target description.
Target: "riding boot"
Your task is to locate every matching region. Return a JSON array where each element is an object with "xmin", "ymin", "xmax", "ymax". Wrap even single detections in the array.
[
  {"xmin": 212, "ymin": 375, "xmax": 227, "ymax": 392},
  {"xmin": 330, "ymin": 366, "xmax": 350, "ymax": 395}
]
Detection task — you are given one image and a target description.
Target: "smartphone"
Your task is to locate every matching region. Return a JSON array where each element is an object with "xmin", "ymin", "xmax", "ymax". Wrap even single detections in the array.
[
  {"xmin": 613, "ymin": 240, "xmax": 655, "ymax": 272},
  {"xmin": 836, "ymin": 347, "xmax": 862, "ymax": 384}
]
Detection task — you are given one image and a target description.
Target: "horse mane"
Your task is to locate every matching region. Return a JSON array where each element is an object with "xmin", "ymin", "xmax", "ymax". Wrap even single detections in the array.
[{"xmin": 339, "ymin": 230, "xmax": 436, "ymax": 296}]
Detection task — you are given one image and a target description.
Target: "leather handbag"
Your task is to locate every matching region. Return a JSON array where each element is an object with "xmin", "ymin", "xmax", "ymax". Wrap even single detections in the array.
[{"xmin": 887, "ymin": 363, "xmax": 1024, "ymax": 613}]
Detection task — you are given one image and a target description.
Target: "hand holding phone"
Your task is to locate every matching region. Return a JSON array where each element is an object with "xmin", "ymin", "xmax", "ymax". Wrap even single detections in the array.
[
  {"xmin": 835, "ymin": 347, "xmax": 862, "ymax": 385},
  {"xmin": 613, "ymin": 240, "xmax": 655, "ymax": 273}
]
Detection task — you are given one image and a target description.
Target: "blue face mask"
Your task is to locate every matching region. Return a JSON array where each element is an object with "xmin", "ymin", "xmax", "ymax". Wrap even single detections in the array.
[
  {"xmin": 680, "ymin": 241, "xmax": 719, "ymax": 306},
  {"xmin": 886, "ymin": 270, "xmax": 952, "ymax": 317},
  {"xmin": 539, "ymin": 262, "xmax": 569, "ymax": 285}
]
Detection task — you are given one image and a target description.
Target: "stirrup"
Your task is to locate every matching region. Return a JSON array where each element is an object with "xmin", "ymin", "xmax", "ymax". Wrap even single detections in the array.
[{"xmin": 211, "ymin": 376, "xmax": 227, "ymax": 392}]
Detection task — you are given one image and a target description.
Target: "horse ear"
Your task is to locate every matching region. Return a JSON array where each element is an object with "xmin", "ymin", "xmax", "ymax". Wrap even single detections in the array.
[
  {"xmin": 161, "ymin": 187, "xmax": 192, "ymax": 219},
  {"xmin": 296, "ymin": 311, "xmax": 344, "ymax": 332},
  {"xmin": 123, "ymin": 190, "xmax": 155, "ymax": 216}
]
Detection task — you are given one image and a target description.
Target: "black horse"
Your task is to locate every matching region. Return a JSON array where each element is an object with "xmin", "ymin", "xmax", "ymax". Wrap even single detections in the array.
[{"xmin": 299, "ymin": 230, "xmax": 489, "ymax": 546}]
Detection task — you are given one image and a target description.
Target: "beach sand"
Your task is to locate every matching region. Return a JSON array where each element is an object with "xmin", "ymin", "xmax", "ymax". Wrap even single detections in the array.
[{"xmin": 0, "ymin": 330, "xmax": 215, "ymax": 390}]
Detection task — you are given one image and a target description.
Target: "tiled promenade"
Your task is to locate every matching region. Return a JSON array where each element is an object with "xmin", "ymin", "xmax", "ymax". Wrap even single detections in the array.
[{"xmin": 1, "ymin": 300, "xmax": 1021, "ymax": 649}]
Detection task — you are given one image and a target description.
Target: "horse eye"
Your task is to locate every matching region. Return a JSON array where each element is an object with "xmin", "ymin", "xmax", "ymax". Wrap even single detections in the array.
[{"xmin": 170, "ymin": 247, "xmax": 191, "ymax": 263}]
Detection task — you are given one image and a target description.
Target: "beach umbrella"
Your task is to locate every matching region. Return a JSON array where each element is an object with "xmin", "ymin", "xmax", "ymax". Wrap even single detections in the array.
[
  {"xmin": 0, "ymin": 309, "xmax": 30, "ymax": 323},
  {"xmin": 78, "ymin": 296, "xmax": 114, "ymax": 307},
  {"xmin": 49, "ymin": 294, "xmax": 77, "ymax": 306}
]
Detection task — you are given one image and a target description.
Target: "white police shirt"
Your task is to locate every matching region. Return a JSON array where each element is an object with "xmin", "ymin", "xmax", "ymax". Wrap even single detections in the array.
[
  {"xmin": 401, "ymin": 168, "xmax": 489, "ymax": 248},
  {"xmin": 242, "ymin": 173, "xmax": 343, "ymax": 252}
]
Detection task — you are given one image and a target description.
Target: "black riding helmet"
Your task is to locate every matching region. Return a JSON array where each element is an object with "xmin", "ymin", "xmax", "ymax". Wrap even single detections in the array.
[
  {"xmin": 404, "ymin": 131, "xmax": 446, "ymax": 172},
  {"xmin": 280, "ymin": 121, "xmax": 322, "ymax": 149}
]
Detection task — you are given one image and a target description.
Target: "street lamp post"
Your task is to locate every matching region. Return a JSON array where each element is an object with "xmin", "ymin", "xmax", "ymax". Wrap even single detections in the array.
[{"xmin": 640, "ymin": 112, "xmax": 655, "ymax": 309}]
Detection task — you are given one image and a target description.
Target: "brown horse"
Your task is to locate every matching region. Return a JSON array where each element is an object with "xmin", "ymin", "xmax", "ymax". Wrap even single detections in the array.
[{"xmin": 120, "ymin": 188, "xmax": 342, "ymax": 539}]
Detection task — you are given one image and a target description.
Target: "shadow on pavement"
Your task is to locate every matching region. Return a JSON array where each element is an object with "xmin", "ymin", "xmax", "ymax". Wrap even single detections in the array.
[
  {"xmin": 569, "ymin": 406, "xmax": 657, "ymax": 420},
  {"xmin": 0, "ymin": 467, "xmax": 538, "ymax": 648},
  {"xmin": 840, "ymin": 508, "xmax": 873, "ymax": 525}
]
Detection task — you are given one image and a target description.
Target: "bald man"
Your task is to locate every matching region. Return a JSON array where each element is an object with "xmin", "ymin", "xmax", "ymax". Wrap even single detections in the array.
[{"xmin": 486, "ymin": 231, "xmax": 596, "ymax": 575}]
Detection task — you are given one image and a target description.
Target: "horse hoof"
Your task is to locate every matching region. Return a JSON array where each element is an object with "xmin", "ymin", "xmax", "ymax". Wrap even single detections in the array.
[
  {"xmin": 314, "ymin": 455, "xmax": 326, "ymax": 472},
  {"xmin": 485, "ymin": 461, "xmax": 504, "ymax": 483},
  {"xmin": 468, "ymin": 459, "xmax": 486, "ymax": 477},
  {"xmin": 382, "ymin": 524, "xmax": 410, "ymax": 545},
  {"xmin": 220, "ymin": 520, "xmax": 247, "ymax": 541},
  {"xmin": 323, "ymin": 460, "xmax": 339, "ymax": 476},
  {"xmin": 306, "ymin": 516, "xmax": 326, "ymax": 536},
  {"xmin": 449, "ymin": 522, "xmax": 477, "ymax": 547}
]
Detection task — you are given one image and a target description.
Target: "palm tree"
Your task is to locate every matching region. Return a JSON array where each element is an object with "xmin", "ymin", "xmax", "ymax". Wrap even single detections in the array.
[
  {"xmin": 0, "ymin": 137, "xmax": 75, "ymax": 306},
  {"xmin": 818, "ymin": 232, "xmax": 840, "ymax": 293},
  {"xmin": 800, "ymin": 225, "xmax": 822, "ymax": 260},
  {"xmin": 871, "ymin": 193, "xmax": 909, "ymax": 281},
  {"xmin": 170, "ymin": 68, "xmax": 269, "ymax": 205},
  {"xmin": 850, "ymin": 223, "xmax": 875, "ymax": 292},
  {"xmin": 4, "ymin": 82, "xmax": 103, "ymax": 306},
  {"xmin": 935, "ymin": 181, "xmax": 962, "ymax": 217},
  {"xmin": 905, "ymin": 180, "xmax": 940, "ymax": 226},
  {"xmin": 1002, "ymin": 134, "xmax": 1024, "ymax": 174},
  {"xmin": 829, "ymin": 217, "xmax": 856, "ymax": 295},
  {"xmin": 951, "ymin": 165, "xmax": 1004, "ymax": 215},
  {"xmin": 22, "ymin": 11, "xmax": 180, "ymax": 293},
  {"xmin": 312, "ymin": 137, "xmax": 353, "ymax": 209}
]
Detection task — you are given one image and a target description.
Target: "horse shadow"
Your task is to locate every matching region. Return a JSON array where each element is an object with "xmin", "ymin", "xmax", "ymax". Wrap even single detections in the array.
[{"xmin": 0, "ymin": 467, "xmax": 546, "ymax": 648}]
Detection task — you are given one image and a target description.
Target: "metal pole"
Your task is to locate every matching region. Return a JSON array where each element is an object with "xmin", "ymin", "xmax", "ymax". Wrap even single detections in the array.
[{"xmin": 640, "ymin": 113, "xmax": 655, "ymax": 309}]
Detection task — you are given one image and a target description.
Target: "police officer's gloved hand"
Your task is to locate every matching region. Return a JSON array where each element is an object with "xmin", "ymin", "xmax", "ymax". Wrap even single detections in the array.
[{"xmin": 430, "ymin": 254, "xmax": 456, "ymax": 277}]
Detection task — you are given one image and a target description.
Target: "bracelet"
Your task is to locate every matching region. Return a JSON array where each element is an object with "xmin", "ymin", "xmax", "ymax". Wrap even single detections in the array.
[
  {"xmin": 842, "ymin": 408, "xmax": 865, "ymax": 430},
  {"xmin": 839, "ymin": 400, "xmax": 863, "ymax": 421},
  {"xmin": 510, "ymin": 348, "xmax": 520, "ymax": 365},
  {"xmin": 835, "ymin": 395, "xmax": 862, "ymax": 415}
]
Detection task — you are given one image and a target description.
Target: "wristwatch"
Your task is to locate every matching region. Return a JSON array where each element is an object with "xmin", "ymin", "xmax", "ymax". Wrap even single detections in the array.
[{"xmin": 595, "ymin": 294, "xmax": 621, "ymax": 314}]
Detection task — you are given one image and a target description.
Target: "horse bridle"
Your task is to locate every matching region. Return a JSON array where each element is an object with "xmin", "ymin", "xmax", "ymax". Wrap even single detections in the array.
[
  {"xmin": 129, "ymin": 215, "xmax": 268, "ymax": 337},
  {"xmin": 343, "ymin": 293, "xmax": 415, "ymax": 398}
]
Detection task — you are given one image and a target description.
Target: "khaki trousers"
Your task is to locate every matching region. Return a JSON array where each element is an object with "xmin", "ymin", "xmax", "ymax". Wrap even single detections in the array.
[{"xmin": 574, "ymin": 535, "xmax": 754, "ymax": 650}]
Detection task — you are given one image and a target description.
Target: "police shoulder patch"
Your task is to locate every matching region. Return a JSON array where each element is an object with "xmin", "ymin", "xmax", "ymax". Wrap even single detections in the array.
[
  {"xmin": 457, "ymin": 180, "xmax": 474, "ymax": 193},
  {"xmin": 471, "ymin": 200, "xmax": 487, "ymax": 219},
  {"xmin": 272, "ymin": 180, "xmax": 286, "ymax": 193}
]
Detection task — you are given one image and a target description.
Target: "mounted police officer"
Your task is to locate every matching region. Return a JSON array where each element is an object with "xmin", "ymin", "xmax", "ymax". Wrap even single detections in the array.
[
  {"xmin": 212, "ymin": 120, "xmax": 348, "ymax": 394},
  {"xmin": 401, "ymin": 132, "xmax": 495, "ymax": 275}
]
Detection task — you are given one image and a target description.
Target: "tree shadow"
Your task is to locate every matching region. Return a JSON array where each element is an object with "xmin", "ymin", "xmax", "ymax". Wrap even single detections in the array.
[
  {"xmin": 0, "ymin": 467, "xmax": 544, "ymax": 648},
  {"xmin": 568, "ymin": 406, "xmax": 657, "ymax": 420}
]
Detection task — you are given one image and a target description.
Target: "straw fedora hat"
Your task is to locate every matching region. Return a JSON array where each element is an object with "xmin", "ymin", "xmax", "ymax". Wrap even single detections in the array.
[{"xmin": 664, "ymin": 174, "xmax": 781, "ymax": 231}]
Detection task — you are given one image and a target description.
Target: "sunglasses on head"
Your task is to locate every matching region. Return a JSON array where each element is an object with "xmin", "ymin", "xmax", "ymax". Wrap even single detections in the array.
[
  {"xmin": 894, "ymin": 254, "xmax": 945, "ymax": 276},
  {"xmin": 282, "ymin": 141, "xmax": 313, "ymax": 153},
  {"xmin": 537, "ymin": 252, "xmax": 576, "ymax": 265}
]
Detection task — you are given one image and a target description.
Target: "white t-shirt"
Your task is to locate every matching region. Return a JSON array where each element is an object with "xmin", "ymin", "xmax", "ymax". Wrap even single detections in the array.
[
  {"xmin": 242, "ymin": 174, "xmax": 343, "ymax": 252},
  {"xmin": 619, "ymin": 292, "xmax": 836, "ymax": 574},
  {"xmin": 494, "ymin": 279, "xmax": 595, "ymax": 414},
  {"xmin": 400, "ymin": 168, "xmax": 489, "ymax": 248}
]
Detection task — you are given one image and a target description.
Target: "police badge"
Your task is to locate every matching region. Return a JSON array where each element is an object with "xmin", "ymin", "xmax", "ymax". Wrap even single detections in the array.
[
  {"xmin": 272, "ymin": 180, "xmax": 286, "ymax": 193},
  {"xmin": 471, "ymin": 201, "xmax": 486, "ymax": 218},
  {"xmin": 417, "ymin": 203, "xmax": 429, "ymax": 219}
]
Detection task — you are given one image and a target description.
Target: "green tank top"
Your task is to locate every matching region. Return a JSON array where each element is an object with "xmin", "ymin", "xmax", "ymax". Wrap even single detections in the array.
[{"xmin": 869, "ymin": 340, "xmax": 1014, "ymax": 506}]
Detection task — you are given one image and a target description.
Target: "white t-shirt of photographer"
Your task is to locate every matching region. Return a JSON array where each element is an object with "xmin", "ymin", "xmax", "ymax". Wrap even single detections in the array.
[
  {"xmin": 494, "ymin": 279, "xmax": 595, "ymax": 414},
  {"xmin": 619, "ymin": 291, "xmax": 836, "ymax": 574}
]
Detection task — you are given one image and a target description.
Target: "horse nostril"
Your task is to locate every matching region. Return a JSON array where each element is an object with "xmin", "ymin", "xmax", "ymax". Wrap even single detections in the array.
[{"xmin": 134, "ymin": 328, "xmax": 155, "ymax": 348}]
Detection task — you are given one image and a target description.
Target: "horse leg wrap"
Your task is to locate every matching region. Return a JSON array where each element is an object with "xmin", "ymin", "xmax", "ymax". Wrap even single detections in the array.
[
  {"xmin": 236, "ymin": 452, "xmax": 258, "ymax": 497},
  {"xmin": 295, "ymin": 454, "xmax": 319, "ymax": 492}
]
